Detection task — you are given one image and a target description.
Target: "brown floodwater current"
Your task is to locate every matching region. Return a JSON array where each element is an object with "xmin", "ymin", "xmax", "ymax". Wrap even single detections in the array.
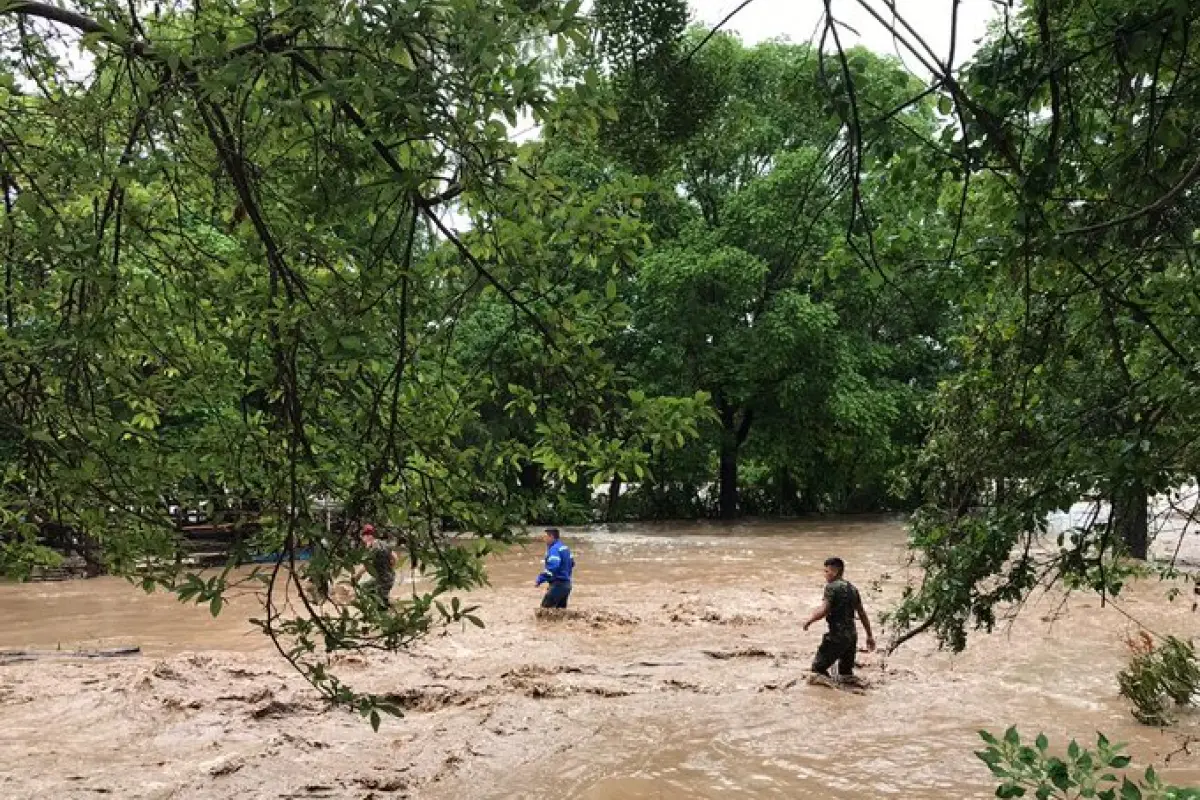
[{"xmin": 0, "ymin": 517, "xmax": 1196, "ymax": 799}]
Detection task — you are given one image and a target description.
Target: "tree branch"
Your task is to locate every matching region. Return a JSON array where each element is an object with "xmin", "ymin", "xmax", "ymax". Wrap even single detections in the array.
[
  {"xmin": 3, "ymin": 1, "xmax": 105, "ymax": 35},
  {"xmin": 1062, "ymin": 155, "xmax": 1200, "ymax": 237},
  {"xmin": 2, "ymin": 1, "xmax": 297, "ymax": 61}
]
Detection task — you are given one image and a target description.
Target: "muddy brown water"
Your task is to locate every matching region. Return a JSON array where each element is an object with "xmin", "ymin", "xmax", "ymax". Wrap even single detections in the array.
[{"xmin": 0, "ymin": 517, "xmax": 1197, "ymax": 799}]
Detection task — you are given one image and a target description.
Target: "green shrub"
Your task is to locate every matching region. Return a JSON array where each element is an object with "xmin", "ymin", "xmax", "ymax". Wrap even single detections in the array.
[
  {"xmin": 1118, "ymin": 634, "xmax": 1200, "ymax": 726},
  {"xmin": 977, "ymin": 728, "xmax": 1200, "ymax": 799}
]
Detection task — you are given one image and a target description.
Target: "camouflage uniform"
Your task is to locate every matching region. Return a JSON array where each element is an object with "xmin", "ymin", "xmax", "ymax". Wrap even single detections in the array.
[
  {"xmin": 367, "ymin": 540, "xmax": 395, "ymax": 608},
  {"xmin": 811, "ymin": 578, "xmax": 861, "ymax": 677}
]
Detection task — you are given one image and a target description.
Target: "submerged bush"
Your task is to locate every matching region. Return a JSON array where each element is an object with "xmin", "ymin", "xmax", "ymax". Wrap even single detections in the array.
[{"xmin": 1118, "ymin": 634, "xmax": 1200, "ymax": 726}]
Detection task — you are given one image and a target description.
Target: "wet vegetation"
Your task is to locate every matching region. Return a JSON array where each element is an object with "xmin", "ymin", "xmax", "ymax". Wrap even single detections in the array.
[{"xmin": 1119, "ymin": 634, "xmax": 1200, "ymax": 727}]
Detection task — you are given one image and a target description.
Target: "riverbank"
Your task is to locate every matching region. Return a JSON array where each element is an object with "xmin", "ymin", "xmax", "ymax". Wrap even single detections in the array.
[{"xmin": 1, "ymin": 519, "xmax": 1197, "ymax": 799}]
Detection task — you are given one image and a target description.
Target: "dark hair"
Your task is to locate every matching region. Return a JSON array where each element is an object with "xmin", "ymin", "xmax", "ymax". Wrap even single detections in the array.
[
  {"xmin": 824, "ymin": 557, "xmax": 845, "ymax": 575},
  {"xmin": 544, "ymin": 528, "xmax": 561, "ymax": 539}
]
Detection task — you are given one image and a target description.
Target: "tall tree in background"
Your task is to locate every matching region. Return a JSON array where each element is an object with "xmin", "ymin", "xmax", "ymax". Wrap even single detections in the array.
[{"xmin": 577, "ymin": 19, "xmax": 961, "ymax": 519}]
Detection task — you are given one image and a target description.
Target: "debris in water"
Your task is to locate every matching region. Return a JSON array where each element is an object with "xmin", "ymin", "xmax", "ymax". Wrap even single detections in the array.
[
  {"xmin": 355, "ymin": 775, "xmax": 409, "ymax": 792},
  {"xmin": 0, "ymin": 646, "xmax": 140, "ymax": 664},
  {"xmin": 251, "ymin": 699, "xmax": 306, "ymax": 719},
  {"xmin": 206, "ymin": 756, "xmax": 245, "ymax": 777},
  {"xmin": 535, "ymin": 608, "xmax": 638, "ymax": 628},
  {"xmin": 702, "ymin": 647, "xmax": 773, "ymax": 660},
  {"xmin": 805, "ymin": 673, "xmax": 868, "ymax": 694}
]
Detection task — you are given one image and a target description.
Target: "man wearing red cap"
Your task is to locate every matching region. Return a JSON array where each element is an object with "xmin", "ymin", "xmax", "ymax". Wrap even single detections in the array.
[{"xmin": 360, "ymin": 524, "xmax": 397, "ymax": 609}]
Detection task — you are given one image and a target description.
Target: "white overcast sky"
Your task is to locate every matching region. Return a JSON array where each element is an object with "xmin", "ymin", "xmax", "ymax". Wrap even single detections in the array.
[{"xmin": 688, "ymin": 0, "xmax": 1004, "ymax": 72}]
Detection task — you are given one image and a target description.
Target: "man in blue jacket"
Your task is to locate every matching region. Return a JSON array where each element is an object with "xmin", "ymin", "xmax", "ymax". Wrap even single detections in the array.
[{"xmin": 535, "ymin": 528, "xmax": 574, "ymax": 609}]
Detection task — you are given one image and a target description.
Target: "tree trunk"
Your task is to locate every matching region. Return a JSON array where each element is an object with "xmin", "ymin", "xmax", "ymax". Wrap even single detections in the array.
[
  {"xmin": 717, "ymin": 401, "xmax": 753, "ymax": 521},
  {"xmin": 519, "ymin": 461, "xmax": 543, "ymax": 492},
  {"xmin": 605, "ymin": 474, "xmax": 622, "ymax": 522},
  {"xmin": 718, "ymin": 441, "xmax": 738, "ymax": 520},
  {"xmin": 1098, "ymin": 301, "xmax": 1148, "ymax": 560},
  {"xmin": 81, "ymin": 537, "xmax": 104, "ymax": 577},
  {"xmin": 777, "ymin": 466, "xmax": 799, "ymax": 516},
  {"xmin": 1114, "ymin": 483, "xmax": 1149, "ymax": 560}
]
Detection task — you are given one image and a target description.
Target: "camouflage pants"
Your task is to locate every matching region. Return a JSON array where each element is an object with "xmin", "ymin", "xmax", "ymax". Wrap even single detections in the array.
[
  {"xmin": 361, "ymin": 578, "xmax": 392, "ymax": 610},
  {"xmin": 812, "ymin": 633, "xmax": 857, "ymax": 677}
]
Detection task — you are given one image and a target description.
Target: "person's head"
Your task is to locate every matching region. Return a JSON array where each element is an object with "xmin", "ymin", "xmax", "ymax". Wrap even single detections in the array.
[
  {"xmin": 823, "ymin": 557, "xmax": 845, "ymax": 582},
  {"xmin": 543, "ymin": 528, "xmax": 560, "ymax": 546},
  {"xmin": 360, "ymin": 523, "xmax": 376, "ymax": 545}
]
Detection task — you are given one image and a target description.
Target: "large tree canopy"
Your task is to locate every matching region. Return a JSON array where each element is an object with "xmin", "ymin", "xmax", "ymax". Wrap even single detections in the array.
[
  {"xmin": 0, "ymin": 0, "xmax": 708, "ymax": 716},
  {"xmin": 554, "ymin": 28, "xmax": 961, "ymax": 520}
]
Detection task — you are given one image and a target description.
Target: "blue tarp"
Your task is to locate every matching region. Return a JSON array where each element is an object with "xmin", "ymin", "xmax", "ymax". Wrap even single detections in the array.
[{"xmin": 248, "ymin": 548, "xmax": 313, "ymax": 564}]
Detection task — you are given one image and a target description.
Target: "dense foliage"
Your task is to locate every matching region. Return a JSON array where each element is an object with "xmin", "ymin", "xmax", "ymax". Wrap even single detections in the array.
[
  {"xmin": 1118, "ymin": 633, "xmax": 1200, "ymax": 726},
  {"xmin": 886, "ymin": 0, "xmax": 1200, "ymax": 653},
  {"xmin": 562, "ymin": 24, "xmax": 961, "ymax": 520},
  {"xmin": 0, "ymin": 0, "xmax": 707, "ymax": 713},
  {"xmin": 3, "ymin": 0, "xmax": 1200, "ymax": 723}
]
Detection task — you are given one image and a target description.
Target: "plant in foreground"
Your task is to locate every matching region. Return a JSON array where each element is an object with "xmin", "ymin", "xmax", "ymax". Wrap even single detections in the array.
[{"xmin": 977, "ymin": 728, "xmax": 1200, "ymax": 799}]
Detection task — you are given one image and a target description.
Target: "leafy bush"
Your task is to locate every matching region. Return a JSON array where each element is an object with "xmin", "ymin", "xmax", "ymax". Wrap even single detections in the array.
[
  {"xmin": 0, "ymin": 524, "xmax": 63, "ymax": 581},
  {"xmin": 1118, "ymin": 634, "xmax": 1200, "ymax": 726},
  {"xmin": 977, "ymin": 727, "xmax": 1200, "ymax": 799}
]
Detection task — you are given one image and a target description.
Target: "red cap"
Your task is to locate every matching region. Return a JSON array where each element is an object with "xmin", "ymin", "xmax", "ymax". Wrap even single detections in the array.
[{"xmin": 361, "ymin": 524, "xmax": 376, "ymax": 535}]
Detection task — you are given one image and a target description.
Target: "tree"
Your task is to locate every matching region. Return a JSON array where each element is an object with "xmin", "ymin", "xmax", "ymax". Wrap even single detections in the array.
[
  {"xmin": 575, "ymin": 28, "xmax": 958, "ymax": 518},
  {"xmin": 0, "ymin": 0, "xmax": 704, "ymax": 718},
  {"xmin": 876, "ymin": 0, "xmax": 1200, "ymax": 650},
  {"xmin": 632, "ymin": 221, "xmax": 841, "ymax": 518}
]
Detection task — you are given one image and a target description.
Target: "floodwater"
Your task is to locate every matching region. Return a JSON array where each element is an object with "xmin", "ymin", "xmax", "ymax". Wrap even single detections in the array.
[{"xmin": 0, "ymin": 517, "xmax": 1197, "ymax": 799}]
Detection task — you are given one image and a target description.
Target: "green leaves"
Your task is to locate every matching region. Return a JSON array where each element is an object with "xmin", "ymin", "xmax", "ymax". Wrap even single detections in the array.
[
  {"xmin": 976, "ymin": 729, "xmax": 1191, "ymax": 800},
  {"xmin": 535, "ymin": 29, "xmax": 955, "ymax": 520},
  {"xmin": 1121, "ymin": 779, "xmax": 1143, "ymax": 800},
  {"xmin": 1117, "ymin": 636, "xmax": 1200, "ymax": 725}
]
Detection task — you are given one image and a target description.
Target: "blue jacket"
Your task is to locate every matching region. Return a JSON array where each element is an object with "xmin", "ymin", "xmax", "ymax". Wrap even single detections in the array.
[{"xmin": 535, "ymin": 539, "xmax": 574, "ymax": 586}]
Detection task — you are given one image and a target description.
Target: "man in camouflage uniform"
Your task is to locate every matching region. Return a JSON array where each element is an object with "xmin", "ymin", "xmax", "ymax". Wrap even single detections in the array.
[
  {"xmin": 803, "ymin": 556, "xmax": 875, "ymax": 680},
  {"xmin": 359, "ymin": 524, "xmax": 397, "ymax": 609}
]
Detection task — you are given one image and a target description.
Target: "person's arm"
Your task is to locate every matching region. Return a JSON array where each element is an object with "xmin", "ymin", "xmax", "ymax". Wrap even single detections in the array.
[
  {"xmin": 802, "ymin": 599, "xmax": 829, "ymax": 631},
  {"xmin": 536, "ymin": 552, "xmax": 559, "ymax": 586},
  {"xmin": 389, "ymin": 549, "xmax": 399, "ymax": 569},
  {"xmin": 855, "ymin": 594, "xmax": 876, "ymax": 651}
]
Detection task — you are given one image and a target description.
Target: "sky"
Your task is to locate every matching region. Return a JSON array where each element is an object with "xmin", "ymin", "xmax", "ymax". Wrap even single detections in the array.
[{"xmin": 688, "ymin": 0, "xmax": 1005, "ymax": 72}]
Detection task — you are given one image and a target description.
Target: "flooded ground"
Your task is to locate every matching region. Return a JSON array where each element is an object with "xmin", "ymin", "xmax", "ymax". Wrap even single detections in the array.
[{"xmin": 0, "ymin": 517, "xmax": 1197, "ymax": 799}]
